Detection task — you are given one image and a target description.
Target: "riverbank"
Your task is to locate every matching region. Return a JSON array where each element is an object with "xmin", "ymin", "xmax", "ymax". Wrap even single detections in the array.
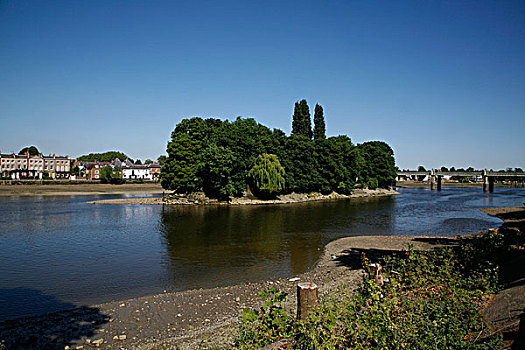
[
  {"xmin": 0, "ymin": 183, "xmax": 164, "ymax": 196},
  {"xmin": 1, "ymin": 206, "xmax": 522, "ymax": 349},
  {"xmin": 85, "ymin": 188, "xmax": 399, "ymax": 205}
]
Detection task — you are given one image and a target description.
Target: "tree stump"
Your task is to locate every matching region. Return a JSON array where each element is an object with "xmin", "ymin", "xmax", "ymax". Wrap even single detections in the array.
[
  {"xmin": 297, "ymin": 282, "xmax": 318, "ymax": 320},
  {"xmin": 368, "ymin": 263, "xmax": 384, "ymax": 285}
]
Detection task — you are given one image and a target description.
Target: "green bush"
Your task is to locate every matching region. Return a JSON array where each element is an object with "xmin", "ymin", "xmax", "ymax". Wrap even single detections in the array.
[{"xmin": 236, "ymin": 236, "xmax": 506, "ymax": 349}]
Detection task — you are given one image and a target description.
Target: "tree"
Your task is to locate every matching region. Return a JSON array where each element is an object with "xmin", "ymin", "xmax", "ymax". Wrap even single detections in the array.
[
  {"xmin": 248, "ymin": 154, "xmax": 286, "ymax": 199},
  {"xmin": 418, "ymin": 165, "xmax": 426, "ymax": 172},
  {"xmin": 100, "ymin": 166, "xmax": 123, "ymax": 184},
  {"xmin": 358, "ymin": 141, "xmax": 397, "ymax": 188},
  {"xmin": 144, "ymin": 159, "xmax": 153, "ymax": 165},
  {"xmin": 440, "ymin": 166, "xmax": 449, "ymax": 172},
  {"xmin": 291, "ymin": 99, "xmax": 312, "ymax": 139},
  {"xmin": 313, "ymin": 104, "xmax": 326, "ymax": 140},
  {"xmin": 198, "ymin": 144, "xmax": 236, "ymax": 200},
  {"xmin": 78, "ymin": 151, "xmax": 128, "ymax": 163},
  {"xmin": 135, "ymin": 159, "xmax": 142, "ymax": 165},
  {"xmin": 157, "ymin": 155, "xmax": 167, "ymax": 166},
  {"xmin": 19, "ymin": 146, "xmax": 39, "ymax": 156}
]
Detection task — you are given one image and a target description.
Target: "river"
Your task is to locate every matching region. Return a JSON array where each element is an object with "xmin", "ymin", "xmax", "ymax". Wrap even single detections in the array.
[{"xmin": 0, "ymin": 187, "xmax": 524, "ymax": 320}]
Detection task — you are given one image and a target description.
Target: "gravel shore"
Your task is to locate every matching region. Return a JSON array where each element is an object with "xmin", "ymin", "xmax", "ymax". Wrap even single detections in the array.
[{"xmin": 85, "ymin": 188, "xmax": 399, "ymax": 205}]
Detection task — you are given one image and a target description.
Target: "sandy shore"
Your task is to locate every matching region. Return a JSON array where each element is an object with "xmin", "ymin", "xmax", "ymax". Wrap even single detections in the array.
[
  {"xmin": 1, "ymin": 207, "xmax": 523, "ymax": 349},
  {"xmin": 85, "ymin": 188, "xmax": 399, "ymax": 205},
  {"xmin": 0, "ymin": 183, "xmax": 164, "ymax": 196}
]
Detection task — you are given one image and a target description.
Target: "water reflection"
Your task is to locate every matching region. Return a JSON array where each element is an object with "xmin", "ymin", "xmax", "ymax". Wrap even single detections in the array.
[
  {"xmin": 0, "ymin": 188, "xmax": 524, "ymax": 320},
  {"xmin": 158, "ymin": 197, "xmax": 396, "ymax": 290}
]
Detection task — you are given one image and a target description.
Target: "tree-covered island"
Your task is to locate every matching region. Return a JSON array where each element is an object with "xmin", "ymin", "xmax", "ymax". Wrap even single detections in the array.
[{"xmin": 160, "ymin": 100, "xmax": 396, "ymax": 201}]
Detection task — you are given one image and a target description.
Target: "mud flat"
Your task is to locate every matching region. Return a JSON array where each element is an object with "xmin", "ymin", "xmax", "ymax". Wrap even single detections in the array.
[{"xmin": 0, "ymin": 183, "xmax": 164, "ymax": 197}]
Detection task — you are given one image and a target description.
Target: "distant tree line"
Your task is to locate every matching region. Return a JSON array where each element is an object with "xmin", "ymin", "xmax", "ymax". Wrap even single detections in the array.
[
  {"xmin": 77, "ymin": 151, "xmax": 130, "ymax": 163},
  {"xmin": 160, "ymin": 100, "xmax": 397, "ymax": 200}
]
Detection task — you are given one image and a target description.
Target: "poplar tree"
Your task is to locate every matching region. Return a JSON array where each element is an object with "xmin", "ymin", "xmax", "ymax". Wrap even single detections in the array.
[
  {"xmin": 291, "ymin": 99, "xmax": 312, "ymax": 139},
  {"xmin": 313, "ymin": 104, "xmax": 326, "ymax": 140}
]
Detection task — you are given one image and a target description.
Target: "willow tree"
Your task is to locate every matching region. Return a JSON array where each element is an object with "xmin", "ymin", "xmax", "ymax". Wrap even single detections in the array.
[{"xmin": 247, "ymin": 154, "xmax": 286, "ymax": 199}]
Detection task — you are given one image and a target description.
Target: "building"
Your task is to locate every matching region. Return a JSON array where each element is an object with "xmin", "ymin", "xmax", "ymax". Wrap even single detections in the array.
[
  {"xmin": 112, "ymin": 158, "xmax": 161, "ymax": 181},
  {"xmin": 0, "ymin": 152, "xmax": 71, "ymax": 180}
]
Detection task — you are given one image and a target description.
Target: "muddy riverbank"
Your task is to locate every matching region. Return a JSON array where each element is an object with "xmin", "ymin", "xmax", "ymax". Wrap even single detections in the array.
[{"xmin": 0, "ymin": 183, "xmax": 164, "ymax": 196}]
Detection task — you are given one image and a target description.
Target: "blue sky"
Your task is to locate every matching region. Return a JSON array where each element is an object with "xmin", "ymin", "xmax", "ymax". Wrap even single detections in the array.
[{"xmin": 1, "ymin": 0, "xmax": 524, "ymax": 169}]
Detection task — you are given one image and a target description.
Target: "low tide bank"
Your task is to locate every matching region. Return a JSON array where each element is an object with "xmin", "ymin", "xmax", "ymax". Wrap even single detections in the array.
[
  {"xmin": 0, "ymin": 183, "xmax": 164, "ymax": 197},
  {"xmin": 3, "ymin": 205, "xmax": 522, "ymax": 349},
  {"xmin": 85, "ymin": 188, "xmax": 399, "ymax": 205}
]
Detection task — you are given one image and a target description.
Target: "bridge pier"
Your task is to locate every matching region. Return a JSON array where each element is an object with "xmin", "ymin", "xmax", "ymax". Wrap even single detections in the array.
[
  {"xmin": 483, "ymin": 170, "xmax": 489, "ymax": 192},
  {"xmin": 430, "ymin": 169, "xmax": 435, "ymax": 191},
  {"xmin": 437, "ymin": 175, "xmax": 442, "ymax": 191},
  {"xmin": 489, "ymin": 176, "xmax": 494, "ymax": 193}
]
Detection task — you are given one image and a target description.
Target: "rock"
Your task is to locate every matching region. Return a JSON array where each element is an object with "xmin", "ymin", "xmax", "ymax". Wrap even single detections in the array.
[
  {"xmin": 118, "ymin": 335, "xmax": 127, "ymax": 340},
  {"xmin": 119, "ymin": 303, "xmax": 125, "ymax": 307},
  {"xmin": 289, "ymin": 277, "xmax": 300, "ymax": 282},
  {"xmin": 92, "ymin": 339, "xmax": 104, "ymax": 347},
  {"xmin": 235, "ymin": 297, "xmax": 241, "ymax": 302}
]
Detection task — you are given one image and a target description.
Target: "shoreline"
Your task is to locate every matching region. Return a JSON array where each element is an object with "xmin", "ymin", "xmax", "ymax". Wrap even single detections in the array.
[
  {"xmin": 0, "ymin": 183, "xmax": 164, "ymax": 197},
  {"xmin": 1, "ymin": 206, "xmax": 522, "ymax": 349},
  {"xmin": 85, "ymin": 188, "xmax": 400, "ymax": 205}
]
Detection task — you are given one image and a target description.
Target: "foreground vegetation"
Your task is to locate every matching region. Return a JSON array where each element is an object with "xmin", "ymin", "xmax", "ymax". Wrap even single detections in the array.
[
  {"xmin": 161, "ymin": 100, "xmax": 397, "ymax": 200},
  {"xmin": 235, "ymin": 225, "xmax": 525, "ymax": 349}
]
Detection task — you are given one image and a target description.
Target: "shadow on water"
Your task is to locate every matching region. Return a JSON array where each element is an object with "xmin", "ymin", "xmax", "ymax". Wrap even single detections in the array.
[{"xmin": 0, "ymin": 288, "xmax": 109, "ymax": 349}]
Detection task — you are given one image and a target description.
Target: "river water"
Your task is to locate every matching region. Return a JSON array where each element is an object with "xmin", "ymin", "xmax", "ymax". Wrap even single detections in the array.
[{"xmin": 0, "ymin": 187, "xmax": 524, "ymax": 320}]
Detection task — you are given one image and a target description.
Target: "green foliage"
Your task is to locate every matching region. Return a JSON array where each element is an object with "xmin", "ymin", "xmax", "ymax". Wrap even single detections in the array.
[
  {"xmin": 237, "ymin": 288, "xmax": 293, "ymax": 348},
  {"xmin": 313, "ymin": 104, "xmax": 326, "ymax": 140},
  {"xmin": 199, "ymin": 144, "xmax": 236, "ymax": 201},
  {"xmin": 161, "ymin": 101, "xmax": 397, "ymax": 199},
  {"xmin": 18, "ymin": 146, "xmax": 40, "ymax": 156},
  {"xmin": 100, "ymin": 166, "xmax": 123, "ymax": 184},
  {"xmin": 77, "ymin": 151, "xmax": 129, "ymax": 163},
  {"xmin": 358, "ymin": 141, "xmax": 397, "ymax": 188},
  {"xmin": 248, "ymin": 154, "xmax": 286, "ymax": 199},
  {"xmin": 157, "ymin": 155, "xmax": 167, "ymax": 166},
  {"xmin": 291, "ymin": 99, "xmax": 312, "ymax": 139},
  {"xmin": 235, "ymin": 229, "xmax": 514, "ymax": 349}
]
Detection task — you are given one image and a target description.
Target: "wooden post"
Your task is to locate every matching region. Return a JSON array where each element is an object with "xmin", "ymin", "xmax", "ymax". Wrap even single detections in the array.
[
  {"xmin": 368, "ymin": 263, "xmax": 383, "ymax": 285},
  {"xmin": 297, "ymin": 282, "xmax": 318, "ymax": 320}
]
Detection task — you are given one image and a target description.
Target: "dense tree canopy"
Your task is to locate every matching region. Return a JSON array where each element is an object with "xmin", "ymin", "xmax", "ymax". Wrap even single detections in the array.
[
  {"xmin": 161, "ymin": 100, "xmax": 397, "ymax": 200},
  {"xmin": 77, "ymin": 151, "xmax": 129, "ymax": 163},
  {"xmin": 19, "ymin": 146, "xmax": 40, "ymax": 156}
]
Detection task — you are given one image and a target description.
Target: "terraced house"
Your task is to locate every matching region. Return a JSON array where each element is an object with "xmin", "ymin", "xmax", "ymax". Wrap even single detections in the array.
[{"xmin": 0, "ymin": 152, "xmax": 71, "ymax": 180}]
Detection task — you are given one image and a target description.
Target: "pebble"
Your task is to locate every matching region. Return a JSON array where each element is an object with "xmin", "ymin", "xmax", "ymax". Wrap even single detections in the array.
[
  {"xmin": 92, "ymin": 339, "xmax": 104, "ymax": 346},
  {"xmin": 289, "ymin": 277, "xmax": 300, "ymax": 282},
  {"xmin": 119, "ymin": 303, "xmax": 125, "ymax": 307}
]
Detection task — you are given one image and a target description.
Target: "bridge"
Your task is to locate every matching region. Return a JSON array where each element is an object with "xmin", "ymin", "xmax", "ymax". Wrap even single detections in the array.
[{"xmin": 396, "ymin": 170, "xmax": 525, "ymax": 192}]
